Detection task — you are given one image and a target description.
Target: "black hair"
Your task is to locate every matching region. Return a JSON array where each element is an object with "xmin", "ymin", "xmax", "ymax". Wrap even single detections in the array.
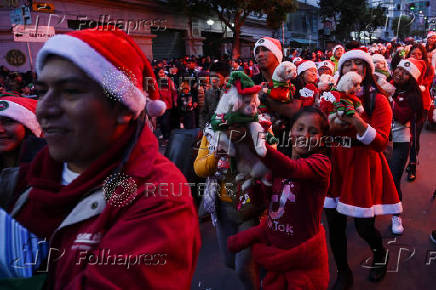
[
  {"xmin": 290, "ymin": 106, "xmax": 330, "ymax": 136},
  {"xmin": 345, "ymin": 41, "xmax": 360, "ymax": 50},
  {"xmin": 209, "ymin": 61, "xmax": 231, "ymax": 77},
  {"xmin": 289, "ymin": 106, "xmax": 330, "ymax": 157},
  {"xmin": 407, "ymin": 43, "xmax": 433, "ymax": 80}
]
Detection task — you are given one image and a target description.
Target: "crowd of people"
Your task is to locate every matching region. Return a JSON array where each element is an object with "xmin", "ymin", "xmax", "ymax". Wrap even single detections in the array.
[{"xmin": 0, "ymin": 25, "xmax": 435, "ymax": 290}]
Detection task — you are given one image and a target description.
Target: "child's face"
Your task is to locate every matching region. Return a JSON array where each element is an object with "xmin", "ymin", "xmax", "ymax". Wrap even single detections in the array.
[
  {"xmin": 347, "ymin": 82, "xmax": 361, "ymax": 95},
  {"xmin": 290, "ymin": 113, "xmax": 323, "ymax": 157}
]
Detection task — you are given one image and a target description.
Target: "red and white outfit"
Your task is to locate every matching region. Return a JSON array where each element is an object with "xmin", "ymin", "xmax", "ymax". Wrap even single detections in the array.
[
  {"xmin": 324, "ymin": 91, "xmax": 403, "ymax": 217},
  {"xmin": 228, "ymin": 146, "xmax": 331, "ymax": 290}
]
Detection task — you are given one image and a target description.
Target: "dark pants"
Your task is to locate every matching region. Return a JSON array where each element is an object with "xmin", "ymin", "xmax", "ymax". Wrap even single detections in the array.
[
  {"xmin": 215, "ymin": 201, "xmax": 259, "ymax": 290},
  {"xmin": 410, "ymin": 112, "xmax": 426, "ymax": 163},
  {"xmin": 388, "ymin": 142, "xmax": 410, "ymax": 201},
  {"xmin": 182, "ymin": 111, "xmax": 196, "ymax": 129},
  {"xmin": 324, "ymin": 209, "xmax": 384, "ymax": 272},
  {"xmin": 158, "ymin": 109, "xmax": 172, "ymax": 139}
]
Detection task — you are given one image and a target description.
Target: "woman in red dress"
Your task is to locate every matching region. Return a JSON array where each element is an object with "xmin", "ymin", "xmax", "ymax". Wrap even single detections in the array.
[{"xmin": 323, "ymin": 48, "xmax": 402, "ymax": 290}]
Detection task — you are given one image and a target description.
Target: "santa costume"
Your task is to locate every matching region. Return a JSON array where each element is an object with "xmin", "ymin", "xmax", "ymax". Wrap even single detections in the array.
[{"xmin": 325, "ymin": 48, "xmax": 402, "ymax": 217}]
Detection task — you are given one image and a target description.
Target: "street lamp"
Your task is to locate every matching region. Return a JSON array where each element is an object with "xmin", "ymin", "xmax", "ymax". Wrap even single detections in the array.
[{"xmin": 207, "ymin": 19, "xmax": 214, "ymax": 26}]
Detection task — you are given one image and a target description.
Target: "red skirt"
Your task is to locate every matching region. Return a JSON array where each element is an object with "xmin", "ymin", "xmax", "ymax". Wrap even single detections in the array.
[{"xmin": 324, "ymin": 145, "xmax": 402, "ymax": 218}]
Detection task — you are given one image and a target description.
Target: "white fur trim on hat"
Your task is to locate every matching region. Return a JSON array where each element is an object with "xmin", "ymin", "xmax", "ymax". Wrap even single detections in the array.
[
  {"xmin": 317, "ymin": 60, "xmax": 335, "ymax": 73},
  {"xmin": 0, "ymin": 100, "xmax": 41, "ymax": 137},
  {"xmin": 333, "ymin": 45, "xmax": 344, "ymax": 55},
  {"xmin": 372, "ymin": 54, "xmax": 387, "ymax": 66},
  {"xmin": 36, "ymin": 34, "xmax": 146, "ymax": 117},
  {"xmin": 297, "ymin": 60, "xmax": 317, "ymax": 76},
  {"xmin": 337, "ymin": 49, "xmax": 375, "ymax": 75},
  {"xmin": 397, "ymin": 59, "xmax": 421, "ymax": 81},
  {"xmin": 254, "ymin": 38, "xmax": 283, "ymax": 63}
]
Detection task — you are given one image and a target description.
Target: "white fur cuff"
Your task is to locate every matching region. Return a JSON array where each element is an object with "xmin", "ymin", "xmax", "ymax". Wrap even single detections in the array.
[{"xmin": 356, "ymin": 124, "xmax": 376, "ymax": 145}]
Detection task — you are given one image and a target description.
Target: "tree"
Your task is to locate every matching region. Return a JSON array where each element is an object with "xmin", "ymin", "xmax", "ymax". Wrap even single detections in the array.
[
  {"xmin": 392, "ymin": 16, "xmax": 412, "ymax": 40},
  {"xmin": 318, "ymin": 0, "xmax": 387, "ymax": 42},
  {"xmin": 171, "ymin": 0, "xmax": 297, "ymax": 59}
]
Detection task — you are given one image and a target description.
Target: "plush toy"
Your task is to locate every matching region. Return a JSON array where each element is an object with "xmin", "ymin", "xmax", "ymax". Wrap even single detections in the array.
[
  {"xmin": 262, "ymin": 61, "xmax": 297, "ymax": 103},
  {"xmin": 319, "ymin": 71, "xmax": 364, "ymax": 125},
  {"xmin": 210, "ymin": 71, "xmax": 272, "ymax": 190}
]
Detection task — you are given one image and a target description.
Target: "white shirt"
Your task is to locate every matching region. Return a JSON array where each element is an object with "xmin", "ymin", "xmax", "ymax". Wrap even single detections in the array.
[{"xmin": 61, "ymin": 163, "xmax": 80, "ymax": 185}]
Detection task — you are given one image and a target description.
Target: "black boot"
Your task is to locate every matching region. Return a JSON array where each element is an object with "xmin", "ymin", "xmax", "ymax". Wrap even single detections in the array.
[
  {"xmin": 332, "ymin": 267, "xmax": 353, "ymax": 290},
  {"xmin": 369, "ymin": 248, "xmax": 389, "ymax": 282},
  {"xmin": 407, "ymin": 163, "xmax": 416, "ymax": 182}
]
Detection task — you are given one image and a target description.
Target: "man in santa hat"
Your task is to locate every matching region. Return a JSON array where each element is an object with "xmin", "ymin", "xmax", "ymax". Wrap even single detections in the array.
[
  {"xmin": 6, "ymin": 27, "xmax": 201, "ymax": 289},
  {"xmin": 252, "ymin": 37, "xmax": 301, "ymax": 130},
  {"xmin": 330, "ymin": 44, "xmax": 345, "ymax": 73}
]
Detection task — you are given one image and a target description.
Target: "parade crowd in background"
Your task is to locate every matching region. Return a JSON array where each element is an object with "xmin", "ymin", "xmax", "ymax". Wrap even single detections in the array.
[{"xmin": 0, "ymin": 26, "xmax": 436, "ymax": 290}]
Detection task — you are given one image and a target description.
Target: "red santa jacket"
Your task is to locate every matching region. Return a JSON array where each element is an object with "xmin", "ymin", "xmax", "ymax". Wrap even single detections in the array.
[
  {"xmin": 10, "ymin": 125, "xmax": 201, "ymax": 290},
  {"xmin": 325, "ymin": 91, "xmax": 402, "ymax": 217}
]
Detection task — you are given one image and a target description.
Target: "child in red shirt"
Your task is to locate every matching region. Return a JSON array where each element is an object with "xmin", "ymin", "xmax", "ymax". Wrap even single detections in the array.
[{"xmin": 228, "ymin": 107, "xmax": 331, "ymax": 290}]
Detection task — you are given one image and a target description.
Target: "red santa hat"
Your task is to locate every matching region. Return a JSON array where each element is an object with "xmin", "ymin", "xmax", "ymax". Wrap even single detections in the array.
[
  {"xmin": 317, "ymin": 60, "xmax": 335, "ymax": 73},
  {"xmin": 254, "ymin": 37, "xmax": 283, "ymax": 63},
  {"xmin": 427, "ymin": 31, "xmax": 436, "ymax": 39},
  {"xmin": 371, "ymin": 54, "xmax": 388, "ymax": 68},
  {"xmin": 36, "ymin": 27, "xmax": 165, "ymax": 118},
  {"xmin": 333, "ymin": 44, "xmax": 344, "ymax": 55},
  {"xmin": 292, "ymin": 57, "xmax": 303, "ymax": 66},
  {"xmin": 397, "ymin": 58, "xmax": 426, "ymax": 83},
  {"xmin": 0, "ymin": 96, "xmax": 41, "ymax": 137},
  {"xmin": 337, "ymin": 48, "xmax": 375, "ymax": 75},
  {"xmin": 297, "ymin": 60, "xmax": 317, "ymax": 76}
]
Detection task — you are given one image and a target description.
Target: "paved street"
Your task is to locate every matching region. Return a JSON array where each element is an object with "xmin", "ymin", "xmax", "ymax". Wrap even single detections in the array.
[{"xmin": 191, "ymin": 128, "xmax": 436, "ymax": 290}]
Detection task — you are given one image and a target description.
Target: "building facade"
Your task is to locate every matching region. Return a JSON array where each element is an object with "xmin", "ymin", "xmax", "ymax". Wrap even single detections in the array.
[{"xmin": 0, "ymin": 0, "xmax": 276, "ymax": 72}]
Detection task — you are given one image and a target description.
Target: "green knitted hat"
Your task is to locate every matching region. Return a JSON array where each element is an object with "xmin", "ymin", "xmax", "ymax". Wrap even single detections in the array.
[{"xmin": 226, "ymin": 71, "xmax": 261, "ymax": 95}]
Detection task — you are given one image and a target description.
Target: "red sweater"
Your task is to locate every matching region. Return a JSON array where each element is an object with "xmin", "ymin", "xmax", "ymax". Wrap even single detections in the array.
[
  {"xmin": 157, "ymin": 78, "xmax": 177, "ymax": 110},
  {"xmin": 261, "ymin": 146, "xmax": 331, "ymax": 249}
]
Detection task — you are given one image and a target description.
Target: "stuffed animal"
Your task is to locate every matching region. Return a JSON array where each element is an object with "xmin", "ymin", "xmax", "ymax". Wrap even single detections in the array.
[
  {"xmin": 209, "ymin": 71, "xmax": 272, "ymax": 190},
  {"xmin": 262, "ymin": 61, "xmax": 297, "ymax": 103},
  {"xmin": 319, "ymin": 71, "xmax": 364, "ymax": 125}
]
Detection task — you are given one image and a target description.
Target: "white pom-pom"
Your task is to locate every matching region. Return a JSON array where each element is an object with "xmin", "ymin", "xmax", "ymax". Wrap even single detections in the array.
[
  {"xmin": 356, "ymin": 105, "xmax": 364, "ymax": 113},
  {"xmin": 146, "ymin": 99, "xmax": 166, "ymax": 117}
]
